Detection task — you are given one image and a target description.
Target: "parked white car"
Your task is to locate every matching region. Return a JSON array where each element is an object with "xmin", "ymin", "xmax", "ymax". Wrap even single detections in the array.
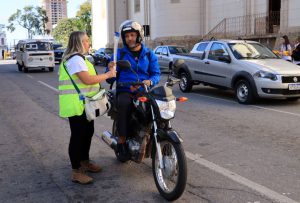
[
  {"xmin": 153, "ymin": 45, "xmax": 189, "ymax": 71},
  {"xmin": 173, "ymin": 39, "xmax": 300, "ymax": 104}
]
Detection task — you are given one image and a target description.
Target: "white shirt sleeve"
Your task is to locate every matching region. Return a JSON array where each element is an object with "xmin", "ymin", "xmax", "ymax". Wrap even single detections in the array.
[{"xmin": 65, "ymin": 55, "xmax": 88, "ymax": 75}]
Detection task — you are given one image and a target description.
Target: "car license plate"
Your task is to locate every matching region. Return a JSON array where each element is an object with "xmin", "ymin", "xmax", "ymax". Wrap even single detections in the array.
[{"xmin": 288, "ymin": 83, "xmax": 300, "ymax": 90}]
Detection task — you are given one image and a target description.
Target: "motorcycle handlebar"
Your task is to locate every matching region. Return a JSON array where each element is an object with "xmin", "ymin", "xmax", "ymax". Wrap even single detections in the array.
[{"xmin": 117, "ymin": 82, "xmax": 145, "ymax": 87}]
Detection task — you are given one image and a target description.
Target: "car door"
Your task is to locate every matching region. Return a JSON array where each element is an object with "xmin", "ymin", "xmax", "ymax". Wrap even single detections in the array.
[
  {"xmin": 160, "ymin": 47, "xmax": 170, "ymax": 69},
  {"xmin": 202, "ymin": 42, "xmax": 232, "ymax": 87},
  {"xmin": 154, "ymin": 47, "xmax": 164, "ymax": 68}
]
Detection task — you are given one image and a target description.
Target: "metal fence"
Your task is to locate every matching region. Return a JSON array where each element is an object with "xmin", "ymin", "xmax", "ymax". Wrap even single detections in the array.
[{"xmin": 204, "ymin": 11, "xmax": 280, "ymax": 39}]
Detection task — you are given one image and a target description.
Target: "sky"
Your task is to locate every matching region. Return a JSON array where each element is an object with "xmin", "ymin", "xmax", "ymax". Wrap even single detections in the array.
[{"xmin": 0, "ymin": 0, "xmax": 87, "ymax": 48}]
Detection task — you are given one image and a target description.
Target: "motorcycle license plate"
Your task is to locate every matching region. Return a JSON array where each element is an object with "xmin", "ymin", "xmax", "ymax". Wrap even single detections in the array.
[{"xmin": 288, "ymin": 84, "xmax": 300, "ymax": 90}]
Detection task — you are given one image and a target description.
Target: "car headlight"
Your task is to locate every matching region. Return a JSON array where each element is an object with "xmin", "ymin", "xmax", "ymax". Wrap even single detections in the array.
[
  {"xmin": 28, "ymin": 57, "xmax": 33, "ymax": 62},
  {"xmin": 253, "ymin": 70, "xmax": 277, "ymax": 81},
  {"xmin": 155, "ymin": 99, "xmax": 176, "ymax": 120},
  {"xmin": 49, "ymin": 57, "xmax": 53, "ymax": 61}
]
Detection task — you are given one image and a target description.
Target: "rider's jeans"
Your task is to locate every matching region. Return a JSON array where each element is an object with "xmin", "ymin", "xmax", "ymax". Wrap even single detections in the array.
[{"xmin": 117, "ymin": 92, "xmax": 133, "ymax": 138}]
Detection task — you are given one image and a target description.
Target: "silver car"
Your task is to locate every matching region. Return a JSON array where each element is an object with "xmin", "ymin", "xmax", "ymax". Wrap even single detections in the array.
[
  {"xmin": 173, "ymin": 40, "xmax": 300, "ymax": 104},
  {"xmin": 153, "ymin": 45, "xmax": 189, "ymax": 72}
]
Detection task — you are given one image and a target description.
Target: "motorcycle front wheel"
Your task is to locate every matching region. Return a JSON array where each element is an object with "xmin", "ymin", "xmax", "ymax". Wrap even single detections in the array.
[{"xmin": 152, "ymin": 140, "xmax": 187, "ymax": 201}]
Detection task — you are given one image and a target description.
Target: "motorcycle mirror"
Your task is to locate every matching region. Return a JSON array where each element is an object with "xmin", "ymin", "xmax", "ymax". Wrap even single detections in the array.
[{"xmin": 117, "ymin": 60, "xmax": 131, "ymax": 71}]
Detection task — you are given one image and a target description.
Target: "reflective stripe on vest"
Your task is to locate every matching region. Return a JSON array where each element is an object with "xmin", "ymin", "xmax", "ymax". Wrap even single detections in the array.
[{"xmin": 58, "ymin": 58, "xmax": 100, "ymax": 118}]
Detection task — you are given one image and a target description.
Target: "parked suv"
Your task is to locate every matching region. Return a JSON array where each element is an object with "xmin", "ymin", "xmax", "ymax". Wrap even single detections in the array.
[
  {"xmin": 153, "ymin": 45, "xmax": 189, "ymax": 71},
  {"xmin": 173, "ymin": 39, "xmax": 300, "ymax": 104}
]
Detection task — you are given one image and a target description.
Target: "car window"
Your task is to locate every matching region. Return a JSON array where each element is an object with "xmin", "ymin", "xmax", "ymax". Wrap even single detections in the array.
[
  {"xmin": 169, "ymin": 46, "xmax": 189, "ymax": 54},
  {"xmin": 196, "ymin": 43, "xmax": 209, "ymax": 52},
  {"xmin": 208, "ymin": 43, "xmax": 229, "ymax": 61},
  {"xmin": 162, "ymin": 47, "xmax": 168, "ymax": 55},
  {"xmin": 155, "ymin": 47, "xmax": 163, "ymax": 54}
]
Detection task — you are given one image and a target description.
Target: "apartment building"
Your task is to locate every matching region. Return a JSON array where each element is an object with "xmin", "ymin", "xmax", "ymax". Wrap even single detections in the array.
[
  {"xmin": 42, "ymin": 0, "xmax": 68, "ymax": 33},
  {"xmin": 92, "ymin": 0, "xmax": 300, "ymax": 49}
]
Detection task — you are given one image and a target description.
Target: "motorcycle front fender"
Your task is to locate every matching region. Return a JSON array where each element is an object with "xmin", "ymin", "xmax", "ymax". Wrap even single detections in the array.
[
  {"xmin": 151, "ymin": 129, "xmax": 183, "ymax": 159},
  {"xmin": 156, "ymin": 129, "xmax": 183, "ymax": 144}
]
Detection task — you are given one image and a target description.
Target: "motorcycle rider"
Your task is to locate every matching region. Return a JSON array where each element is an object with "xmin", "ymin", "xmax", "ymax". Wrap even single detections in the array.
[{"xmin": 107, "ymin": 20, "xmax": 160, "ymax": 159}]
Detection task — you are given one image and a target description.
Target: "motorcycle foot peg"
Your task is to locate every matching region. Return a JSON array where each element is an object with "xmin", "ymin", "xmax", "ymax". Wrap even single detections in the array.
[{"xmin": 102, "ymin": 131, "xmax": 117, "ymax": 150}]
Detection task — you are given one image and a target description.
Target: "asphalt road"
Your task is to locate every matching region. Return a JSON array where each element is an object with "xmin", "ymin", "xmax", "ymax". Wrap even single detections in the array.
[{"xmin": 1, "ymin": 60, "xmax": 300, "ymax": 203}]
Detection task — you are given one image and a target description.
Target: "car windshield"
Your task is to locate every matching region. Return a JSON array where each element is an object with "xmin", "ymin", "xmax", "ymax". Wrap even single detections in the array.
[
  {"xmin": 168, "ymin": 46, "xmax": 189, "ymax": 54},
  {"xmin": 229, "ymin": 43, "xmax": 278, "ymax": 59},
  {"xmin": 26, "ymin": 42, "xmax": 53, "ymax": 51}
]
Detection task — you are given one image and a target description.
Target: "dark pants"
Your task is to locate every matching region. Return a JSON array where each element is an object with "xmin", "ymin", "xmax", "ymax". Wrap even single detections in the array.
[
  {"xmin": 68, "ymin": 112, "xmax": 94, "ymax": 169},
  {"xmin": 117, "ymin": 92, "xmax": 133, "ymax": 138}
]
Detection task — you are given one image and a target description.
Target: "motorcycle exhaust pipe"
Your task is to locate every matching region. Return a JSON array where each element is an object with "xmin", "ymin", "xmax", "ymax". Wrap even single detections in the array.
[{"xmin": 101, "ymin": 131, "xmax": 117, "ymax": 150}]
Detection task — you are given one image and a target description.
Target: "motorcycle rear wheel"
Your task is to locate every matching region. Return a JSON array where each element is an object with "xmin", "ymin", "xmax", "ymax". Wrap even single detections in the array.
[{"xmin": 152, "ymin": 140, "xmax": 187, "ymax": 201}]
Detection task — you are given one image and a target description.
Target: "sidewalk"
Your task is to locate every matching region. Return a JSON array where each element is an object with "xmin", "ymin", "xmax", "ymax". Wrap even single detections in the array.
[{"xmin": 0, "ymin": 60, "xmax": 16, "ymax": 65}]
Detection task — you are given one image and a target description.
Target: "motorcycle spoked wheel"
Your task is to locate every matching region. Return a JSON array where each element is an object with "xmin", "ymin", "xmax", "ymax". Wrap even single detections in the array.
[
  {"xmin": 112, "ymin": 121, "xmax": 129, "ymax": 163},
  {"xmin": 152, "ymin": 140, "xmax": 187, "ymax": 201}
]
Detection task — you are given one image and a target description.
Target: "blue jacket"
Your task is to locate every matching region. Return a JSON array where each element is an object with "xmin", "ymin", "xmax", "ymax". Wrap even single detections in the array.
[{"xmin": 107, "ymin": 44, "xmax": 160, "ymax": 92}]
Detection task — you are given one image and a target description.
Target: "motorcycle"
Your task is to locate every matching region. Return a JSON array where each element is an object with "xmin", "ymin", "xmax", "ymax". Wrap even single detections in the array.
[{"xmin": 101, "ymin": 60, "xmax": 187, "ymax": 201}]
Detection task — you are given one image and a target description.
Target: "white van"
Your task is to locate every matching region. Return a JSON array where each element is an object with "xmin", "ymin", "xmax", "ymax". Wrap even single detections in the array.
[{"xmin": 16, "ymin": 39, "xmax": 55, "ymax": 72}]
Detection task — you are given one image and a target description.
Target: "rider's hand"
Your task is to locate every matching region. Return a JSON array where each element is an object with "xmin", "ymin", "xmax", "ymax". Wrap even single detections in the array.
[
  {"xmin": 143, "ymin": 80, "xmax": 152, "ymax": 87},
  {"xmin": 130, "ymin": 85, "xmax": 140, "ymax": 92}
]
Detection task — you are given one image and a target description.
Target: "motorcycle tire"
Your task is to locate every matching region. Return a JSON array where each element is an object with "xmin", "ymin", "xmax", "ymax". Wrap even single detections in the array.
[{"xmin": 152, "ymin": 140, "xmax": 187, "ymax": 201}]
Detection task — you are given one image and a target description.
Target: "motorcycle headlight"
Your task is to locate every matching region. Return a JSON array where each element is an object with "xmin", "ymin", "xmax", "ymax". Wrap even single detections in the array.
[
  {"xmin": 155, "ymin": 99, "xmax": 176, "ymax": 120},
  {"xmin": 253, "ymin": 70, "xmax": 277, "ymax": 81}
]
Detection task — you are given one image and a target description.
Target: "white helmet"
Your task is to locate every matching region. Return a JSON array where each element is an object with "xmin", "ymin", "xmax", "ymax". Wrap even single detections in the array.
[{"xmin": 119, "ymin": 20, "xmax": 144, "ymax": 47}]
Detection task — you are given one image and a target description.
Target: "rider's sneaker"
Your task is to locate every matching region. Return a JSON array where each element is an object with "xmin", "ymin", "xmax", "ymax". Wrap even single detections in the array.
[{"xmin": 117, "ymin": 143, "xmax": 130, "ymax": 161}]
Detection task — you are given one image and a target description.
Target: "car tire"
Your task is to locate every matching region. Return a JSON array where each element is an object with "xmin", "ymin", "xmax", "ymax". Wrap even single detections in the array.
[
  {"xmin": 179, "ymin": 72, "xmax": 193, "ymax": 92},
  {"xmin": 49, "ymin": 67, "xmax": 54, "ymax": 72},
  {"xmin": 235, "ymin": 79, "xmax": 255, "ymax": 104},
  {"xmin": 23, "ymin": 65, "xmax": 28, "ymax": 73}
]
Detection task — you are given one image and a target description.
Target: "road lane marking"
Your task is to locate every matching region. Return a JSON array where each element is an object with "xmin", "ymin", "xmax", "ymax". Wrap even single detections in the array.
[
  {"xmin": 192, "ymin": 93, "xmax": 300, "ymax": 118},
  {"xmin": 26, "ymin": 75, "xmax": 33, "ymax": 79},
  {"xmin": 37, "ymin": 81, "xmax": 59, "ymax": 93},
  {"xmin": 185, "ymin": 151, "xmax": 299, "ymax": 203}
]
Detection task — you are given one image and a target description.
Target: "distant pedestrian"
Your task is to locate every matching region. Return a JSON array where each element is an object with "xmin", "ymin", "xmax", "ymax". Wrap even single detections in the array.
[
  {"xmin": 59, "ymin": 31, "xmax": 116, "ymax": 184},
  {"xmin": 279, "ymin": 35, "xmax": 292, "ymax": 62},
  {"xmin": 2, "ymin": 50, "xmax": 4, "ymax": 60},
  {"xmin": 292, "ymin": 36, "xmax": 300, "ymax": 65}
]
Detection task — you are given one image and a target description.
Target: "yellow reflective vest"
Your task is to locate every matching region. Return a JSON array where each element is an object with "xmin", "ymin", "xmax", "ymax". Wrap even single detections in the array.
[{"xmin": 59, "ymin": 57, "xmax": 100, "ymax": 118}]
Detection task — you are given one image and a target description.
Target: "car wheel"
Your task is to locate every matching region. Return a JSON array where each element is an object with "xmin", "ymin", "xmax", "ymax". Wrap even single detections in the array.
[
  {"xmin": 235, "ymin": 79, "xmax": 255, "ymax": 104},
  {"xmin": 179, "ymin": 72, "xmax": 193, "ymax": 92},
  {"xmin": 49, "ymin": 67, "xmax": 54, "ymax": 72}
]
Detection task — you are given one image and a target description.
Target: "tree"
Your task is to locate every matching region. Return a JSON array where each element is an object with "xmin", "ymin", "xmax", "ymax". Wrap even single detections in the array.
[
  {"xmin": 52, "ymin": 18, "xmax": 81, "ymax": 47},
  {"xmin": 7, "ymin": 6, "xmax": 48, "ymax": 39},
  {"xmin": 76, "ymin": 1, "xmax": 92, "ymax": 37}
]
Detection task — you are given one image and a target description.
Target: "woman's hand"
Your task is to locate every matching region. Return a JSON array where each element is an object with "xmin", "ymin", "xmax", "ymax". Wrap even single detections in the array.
[
  {"xmin": 108, "ymin": 61, "xmax": 116, "ymax": 70},
  {"xmin": 106, "ymin": 69, "xmax": 116, "ymax": 78}
]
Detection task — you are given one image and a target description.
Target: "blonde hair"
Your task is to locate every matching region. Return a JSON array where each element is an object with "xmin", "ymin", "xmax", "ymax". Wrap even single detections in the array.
[{"xmin": 62, "ymin": 31, "xmax": 87, "ymax": 61}]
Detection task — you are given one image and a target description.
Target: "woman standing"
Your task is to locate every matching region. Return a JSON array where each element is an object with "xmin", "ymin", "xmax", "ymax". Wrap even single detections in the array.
[
  {"xmin": 279, "ymin": 35, "xmax": 292, "ymax": 62},
  {"xmin": 59, "ymin": 31, "xmax": 116, "ymax": 184}
]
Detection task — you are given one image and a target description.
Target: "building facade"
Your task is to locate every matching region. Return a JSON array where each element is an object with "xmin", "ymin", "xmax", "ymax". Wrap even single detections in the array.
[
  {"xmin": 92, "ymin": 0, "xmax": 300, "ymax": 49},
  {"xmin": 42, "ymin": 0, "xmax": 68, "ymax": 33},
  {"xmin": 0, "ymin": 24, "xmax": 7, "ymax": 58}
]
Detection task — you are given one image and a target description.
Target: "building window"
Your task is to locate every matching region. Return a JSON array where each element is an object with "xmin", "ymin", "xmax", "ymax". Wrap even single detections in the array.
[
  {"xmin": 171, "ymin": 0, "xmax": 180, "ymax": 3},
  {"xmin": 134, "ymin": 0, "xmax": 140, "ymax": 13}
]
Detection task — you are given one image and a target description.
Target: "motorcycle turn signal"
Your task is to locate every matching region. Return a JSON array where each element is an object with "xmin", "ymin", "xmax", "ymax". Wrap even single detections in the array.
[
  {"xmin": 176, "ymin": 97, "xmax": 188, "ymax": 102},
  {"xmin": 138, "ymin": 97, "xmax": 148, "ymax": 102}
]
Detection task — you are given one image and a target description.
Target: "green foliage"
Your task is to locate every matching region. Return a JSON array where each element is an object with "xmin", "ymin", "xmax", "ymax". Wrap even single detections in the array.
[
  {"xmin": 7, "ymin": 6, "xmax": 48, "ymax": 39},
  {"xmin": 53, "ymin": 1, "xmax": 92, "ymax": 46},
  {"xmin": 76, "ymin": 1, "xmax": 92, "ymax": 37},
  {"xmin": 52, "ymin": 18, "xmax": 81, "ymax": 47}
]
